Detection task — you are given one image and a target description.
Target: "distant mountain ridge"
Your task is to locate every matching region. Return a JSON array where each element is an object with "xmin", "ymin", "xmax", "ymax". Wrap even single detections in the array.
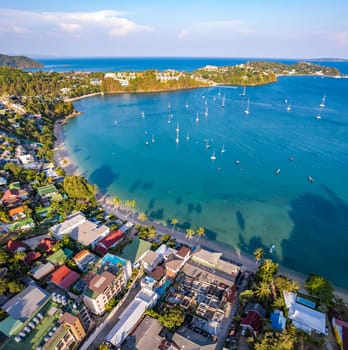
[{"xmin": 0, "ymin": 54, "xmax": 43, "ymax": 68}]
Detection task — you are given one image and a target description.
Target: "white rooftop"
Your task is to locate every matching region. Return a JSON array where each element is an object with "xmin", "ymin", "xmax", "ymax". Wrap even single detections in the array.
[{"xmin": 283, "ymin": 291, "xmax": 326, "ymax": 334}]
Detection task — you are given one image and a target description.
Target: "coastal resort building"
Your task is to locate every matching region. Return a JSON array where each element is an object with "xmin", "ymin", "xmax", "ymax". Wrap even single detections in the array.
[
  {"xmin": 332, "ymin": 318, "xmax": 348, "ymax": 350},
  {"xmin": 83, "ymin": 270, "xmax": 127, "ymax": 316},
  {"xmin": 37, "ymin": 237, "xmax": 57, "ymax": 254},
  {"xmin": 120, "ymin": 238, "xmax": 152, "ymax": 267},
  {"xmin": 0, "ymin": 283, "xmax": 51, "ymax": 338},
  {"xmin": 121, "ymin": 315, "xmax": 180, "ymax": 350},
  {"xmin": 283, "ymin": 291, "xmax": 327, "ymax": 334},
  {"xmin": 141, "ymin": 250, "xmax": 162, "ymax": 273},
  {"xmin": 241, "ymin": 303, "xmax": 267, "ymax": 334},
  {"xmin": 105, "ymin": 286, "xmax": 158, "ymax": 347},
  {"xmin": 270, "ymin": 310, "xmax": 287, "ymax": 331},
  {"xmin": 6, "ymin": 239, "xmax": 28, "ymax": 254},
  {"xmin": 41, "ymin": 312, "xmax": 86, "ymax": 350},
  {"xmin": 50, "ymin": 212, "xmax": 109, "ymax": 248},
  {"xmin": 72, "ymin": 250, "xmax": 98, "ymax": 272},
  {"xmin": 172, "ymin": 326, "xmax": 217, "ymax": 350},
  {"xmin": 24, "ymin": 250, "xmax": 42, "ymax": 265},
  {"xmin": 94, "ymin": 229, "xmax": 124, "ymax": 256},
  {"xmin": 8, "ymin": 205, "xmax": 27, "ymax": 221},
  {"xmin": 30, "ymin": 262, "xmax": 55, "ymax": 280},
  {"xmin": 50, "ymin": 265, "xmax": 80, "ymax": 290},
  {"xmin": 47, "ymin": 248, "xmax": 73, "ymax": 266},
  {"xmin": 37, "ymin": 184, "xmax": 58, "ymax": 199}
]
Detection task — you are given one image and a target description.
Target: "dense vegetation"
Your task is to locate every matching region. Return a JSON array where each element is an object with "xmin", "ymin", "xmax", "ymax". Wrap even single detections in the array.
[{"xmin": 0, "ymin": 54, "xmax": 43, "ymax": 68}]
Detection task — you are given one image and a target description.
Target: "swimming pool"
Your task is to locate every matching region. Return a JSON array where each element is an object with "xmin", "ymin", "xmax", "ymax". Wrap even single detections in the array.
[
  {"xmin": 296, "ymin": 296, "xmax": 316, "ymax": 309},
  {"xmin": 101, "ymin": 253, "xmax": 126, "ymax": 267}
]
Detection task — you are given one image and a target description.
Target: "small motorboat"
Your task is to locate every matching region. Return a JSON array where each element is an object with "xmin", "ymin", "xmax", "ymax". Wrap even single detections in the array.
[
  {"xmin": 289, "ymin": 156, "xmax": 294, "ymax": 161},
  {"xmin": 275, "ymin": 168, "xmax": 281, "ymax": 175},
  {"xmin": 269, "ymin": 244, "xmax": 275, "ymax": 253},
  {"xmin": 308, "ymin": 176, "xmax": 314, "ymax": 183},
  {"xmin": 235, "ymin": 160, "xmax": 240, "ymax": 165}
]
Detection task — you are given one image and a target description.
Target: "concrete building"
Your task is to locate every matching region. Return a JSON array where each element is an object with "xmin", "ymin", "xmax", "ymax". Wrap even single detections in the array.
[
  {"xmin": 105, "ymin": 288, "xmax": 158, "ymax": 347},
  {"xmin": 83, "ymin": 270, "xmax": 126, "ymax": 315},
  {"xmin": 50, "ymin": 212, "xmax": 110, "ymax": 248},
  {"xmin": 42, "ymin": 312, "xmax": 86, "ymax": 350}
]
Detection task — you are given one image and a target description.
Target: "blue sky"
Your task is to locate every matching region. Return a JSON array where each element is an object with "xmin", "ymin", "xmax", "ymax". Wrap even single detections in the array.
[{"xmin": 1, "ymin": 0, "xmax": 347, "ymax": 58}]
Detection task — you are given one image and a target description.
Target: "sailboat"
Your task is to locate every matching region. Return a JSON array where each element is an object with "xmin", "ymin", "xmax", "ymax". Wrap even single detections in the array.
[
  {"xmin": 316, "ymin": 108, "xmax": 322, "ymax": 120},
  {"xmin": 151, "ymin": 135, "xmax": 155, "ymax": 143},
  {"xmin": 168, "ymin": 114, "xmax": 172, "ymax": 124},
  {"xmin": 176, "ymin": 122, "xmax": 180, "ymax": 133},
  {"xmin": 287, "ymin": 104, "xmax": 291, "ymax": 112},
  {"xmin": 218, "ymin": 88, "xmax": 221, "ymax": 97},
  {"xmin": 244, "ymin": 99, "xmax": 250, "ymax": 115},
  {"xmin": 205, "ymin": 139, "xmax": 211, "ymax": 150},
  {"xmin": 186, "ymin": 101, "xmax": 189, "ymax": 109},
  {"xmin": 210, "ymin": 149, "xmax": 216, "ymax": 160},
  {"xmin": 205, "ymin": 105, "xmax": 209, "ymax": 117},
  {"xmin": 141, "ymin": 111, "xmax": 145, "ymax": 118},
  {"xmin": 240, "ymin": 86, "xmax": 246, "ymax": 97},
  {"xmin": 168, "ymin": 102, "xmax": 171, "ymax": 109},
  {"xmin": 195, "ymin": 112, "xmax": 199, "ymax": 123},
  {"xmin": 221, "ymin": 144, "xmax": 225, "ymax": 153},
  {"xmin": 320, "ymin": 94, "xmax": 326, "ymax": 108},
  {"xmin": 221, "ymin": 95, "xmax": 225, "ymax": 108},
  {"xmin": 186, "ymin": 132, "xmax": 190, "ymax": 141}
]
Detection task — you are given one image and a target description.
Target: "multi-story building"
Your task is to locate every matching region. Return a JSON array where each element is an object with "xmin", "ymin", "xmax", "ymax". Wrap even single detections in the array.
[
  {"xmin": 83, "ymin": 270, "xmax": 126, "ymax": 315},
  {"xmin": 42, "ymin": 312, "xmax": 86, "ymax": 350}
]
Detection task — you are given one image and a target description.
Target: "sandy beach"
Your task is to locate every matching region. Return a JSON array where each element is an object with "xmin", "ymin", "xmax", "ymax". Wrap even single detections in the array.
[{"xmin": 53, "ymin": 119, "xmax": 348, "ymax": 304}]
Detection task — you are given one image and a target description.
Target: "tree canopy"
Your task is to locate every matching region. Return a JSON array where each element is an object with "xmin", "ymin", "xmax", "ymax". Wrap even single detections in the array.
[
  {"xmin": 63, "ymin": 175, "xmax": 97, "ymax": 201},
  {"xmin": 305, "ymin": 274, "xmax": 334, "ymax": 308}
]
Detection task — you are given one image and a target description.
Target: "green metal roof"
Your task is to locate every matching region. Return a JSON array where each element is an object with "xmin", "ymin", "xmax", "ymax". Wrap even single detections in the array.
[
  {"xmin": 47, "ymin": 248, "xmax": 73, "ymax": 264},
  {"xmin": 37, "ymin": 184, "xmax": 57, "ymax": 197},
  {"xmin": 120, "ymin": 238, "xmax": 151, "ymax": 263},
  {"xmin": 0, "ymin": 316, "xmax": 23, "ymax": 337}
]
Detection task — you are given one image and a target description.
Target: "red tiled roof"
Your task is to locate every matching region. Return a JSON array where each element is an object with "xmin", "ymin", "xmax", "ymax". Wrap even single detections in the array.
[
  {"xmin": 176, "ymin": 246, "xmax": 192, "ymax": 259},
  {"xmin": 241, "ymin": 311, "xmax": 263, "ymax": 332},
  {"xmin": 25, "ymin": 251, "xmax": 42, "ymax": 264},
  {"xmin": 38, "ymin": 238, "xmax": 56, "ymax": 253},
  {"xmin": 97, "ymin": 230, "xmax": 124, "ymax": 250},
  {"xmin": 150, "ymin": 265, "xmax": 164, "ymax": 280},
  {"xmin": 51, "ymin": 265, "xmax": 80, "ymax": 289},
  {"xmin": 95, "ymin": 245, "xmax": 108, "ymax": 256},
  {"xmin": 7, "ymin": 239, "xmax": 28, "ymax": 254}
]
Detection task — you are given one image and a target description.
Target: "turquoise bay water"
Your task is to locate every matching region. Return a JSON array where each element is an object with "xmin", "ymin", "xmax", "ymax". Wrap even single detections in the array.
[{"xmin": 65, "ymin": 76, "xmax": 348, "ymax": 288}]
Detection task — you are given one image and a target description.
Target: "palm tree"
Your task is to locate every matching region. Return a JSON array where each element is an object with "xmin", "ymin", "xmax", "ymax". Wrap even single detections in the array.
[
  {"xmin": 185, "ymin": 228, "xmax": 195, "ymax": 240},
  {"xmin": 196, "ymin": 226, "xmax": 205, "ymax": 242},
  {"xmin": 288, "ymin": 280, "xmax": 300, "ymax": 293},
  {"xmin": 239, "ymin": 289, "xmax": 254, "ymax": 303},
  {"xmin": 253, "ymin": 247, "xmax": 264, "ymax": 266},
  {"xmin": 112, "ymin": 196, "xmax": 121, "ymax": 215},
  {"xmin": 148, "ymin": 226, "xmax": 157, "ymax": 240},
  {"xmin": 124, "ymin": 200, "xmax": 132, "ymax": 218},
  {"xmin": 255, "ymin": 281, "xmax": 272, "ymax": 300},
  {"xmin": 171, "ymin": 218, "xmax": 179, "ymax": 233},
  {"xmin": 138, "ymin": 212, "xmax": 147, "ymax": 222},
  {"xmin": 130, "ymin": 200, "xmax": 137, "ymax": 220}
]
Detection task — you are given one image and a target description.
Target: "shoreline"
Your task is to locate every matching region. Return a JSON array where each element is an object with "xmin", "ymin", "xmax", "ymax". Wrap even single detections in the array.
[{"xmin": 53, "ymin": 121, "xmax": 348, "ymax": 303}]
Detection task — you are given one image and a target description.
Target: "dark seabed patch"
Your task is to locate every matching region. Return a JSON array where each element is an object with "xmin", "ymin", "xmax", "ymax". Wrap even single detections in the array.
[
  {"xmin": 236, "ymin": 211, "xmax": 245, "ymax": 231},
  {"xmin": 281, "ymin": 190, "xmax": 348, "ymax": 289},
  {"xmin": 89, "ymin": 165, "xmax": 119, "ymax": 192}
]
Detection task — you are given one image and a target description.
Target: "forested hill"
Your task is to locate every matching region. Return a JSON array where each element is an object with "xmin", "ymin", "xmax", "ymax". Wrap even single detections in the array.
[{"xmin": 0, "ymin": 54, "xmax": 43, "ymax": 68}]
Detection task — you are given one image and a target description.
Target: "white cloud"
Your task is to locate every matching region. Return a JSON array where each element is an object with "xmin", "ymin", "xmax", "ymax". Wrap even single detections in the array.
[{"xmin": 0, "ymin": 9, "xmax": 153, "ymax": 37}]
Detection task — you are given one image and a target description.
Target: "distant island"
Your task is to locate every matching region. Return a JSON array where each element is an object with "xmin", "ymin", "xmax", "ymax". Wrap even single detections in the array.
[{"xmin": 0, "ymin": 54, "xmax": 43, "ymax": 69}]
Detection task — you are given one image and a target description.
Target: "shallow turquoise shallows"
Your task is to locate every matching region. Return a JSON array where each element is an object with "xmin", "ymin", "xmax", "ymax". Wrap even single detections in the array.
[{"xmin": 65, "ymin": 75, "xmax": 348, "ymax": 289}]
